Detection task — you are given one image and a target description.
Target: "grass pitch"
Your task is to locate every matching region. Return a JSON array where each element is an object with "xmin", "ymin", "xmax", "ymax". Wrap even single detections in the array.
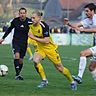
[{"xmin": 0, "ymin": 45, "xmax": 96, "ymax": 96}]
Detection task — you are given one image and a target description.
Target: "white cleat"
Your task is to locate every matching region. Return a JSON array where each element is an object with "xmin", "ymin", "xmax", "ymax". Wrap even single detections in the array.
[
  {"xmin": 71, "ymin": 81, "xmax": 77, "ymax": 90},
  {"xmin": 37, "ymin": 80, "xmax": 48, "ymax": 88}
]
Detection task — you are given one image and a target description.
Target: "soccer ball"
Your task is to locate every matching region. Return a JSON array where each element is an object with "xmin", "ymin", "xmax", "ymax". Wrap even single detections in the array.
[{"xmin": 0, "ymin": 65, "xmax": 8, "ymax": 77}]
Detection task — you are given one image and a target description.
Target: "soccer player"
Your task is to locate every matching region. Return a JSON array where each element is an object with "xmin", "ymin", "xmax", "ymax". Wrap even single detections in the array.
[
  {"xmin": 64, "ymin": 3, "xmax": 96, "ymax": 83},
  {"xmin": 28, "ymin": 10, "xmax": 77, "ymax": 90},
  {"xmin": 0, "ymin": 7, "xmax": 32, "ymax": 80},
  {"xmin": 27, "ymin": 37, "xmax": 37, "ymax": 60}
]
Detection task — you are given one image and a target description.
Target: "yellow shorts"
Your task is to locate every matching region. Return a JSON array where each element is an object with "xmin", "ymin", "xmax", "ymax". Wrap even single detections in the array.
[
  {"xmin": 28, "ymin": 38, "xmax": 37, "ymax": 47},
  {"xmin": 36, "ymin": 48, "xmax": 61, "ymax": 64}
]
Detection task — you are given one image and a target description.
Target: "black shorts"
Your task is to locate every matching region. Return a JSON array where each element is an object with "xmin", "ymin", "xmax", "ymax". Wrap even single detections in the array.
[{"xmin": 12, "ymin": 40, "xmax": 27, "ymax": 59}]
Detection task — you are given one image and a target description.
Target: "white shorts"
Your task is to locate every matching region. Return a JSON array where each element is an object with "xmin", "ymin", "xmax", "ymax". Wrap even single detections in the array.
[
  {"xmin": 89, "ymin": 46, "xmax": 96, "ymax": 61},
  {"xmin": 90, "ymin": 46, "xmax": 96, "ymax": 55}
]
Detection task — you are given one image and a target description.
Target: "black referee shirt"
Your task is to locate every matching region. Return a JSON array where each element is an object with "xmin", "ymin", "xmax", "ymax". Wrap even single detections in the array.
[{"xmin": 2, "ymin": 17, "xmax": 32, "ymax": 43}]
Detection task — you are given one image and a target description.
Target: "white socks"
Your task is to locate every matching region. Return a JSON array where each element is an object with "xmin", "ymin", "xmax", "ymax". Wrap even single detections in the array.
[
  {"xmin": 91, "ymin": 69, "xmax": 96, "ymax": 81},
  {"xmin": 78, "ymin": 57, "xmax": 86, "ymax": 78}
]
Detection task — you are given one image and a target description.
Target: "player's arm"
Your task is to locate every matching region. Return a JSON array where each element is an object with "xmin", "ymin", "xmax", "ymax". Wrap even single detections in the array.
[
  {"xmin": 28, "ymin": 22, "xmax": 50, "ymax": 44},
  {"xmin": 28, "ymin": 32, "xmax": 50, "ymax": 44},
  {"xmin": 75, "ymin": 27, "xmax": 96, "ymax": 33},
  {"xmin": 2, "ymin": 21, "xmax": 14, "ymax": 39},
  {"xmin": 64, "ymin": 18, "xmax": 83, "ymax": 28},
  {"xmin": 0, "ymin": 20, "xmax": 14, "ymax": 44}
]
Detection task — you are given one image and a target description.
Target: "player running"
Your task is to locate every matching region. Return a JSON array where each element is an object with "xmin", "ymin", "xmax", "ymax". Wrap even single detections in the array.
[{"xmin": 28, "ymin": 10, "xmax": 77, "ymax": 90}]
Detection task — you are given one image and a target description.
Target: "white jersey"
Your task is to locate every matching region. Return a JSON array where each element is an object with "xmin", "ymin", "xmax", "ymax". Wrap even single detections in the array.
[
  {"xmin": 80, "ymin": 14, "xmax": 96, "ymax": 56},
  {"xmin": 80, "ymin": 14, "xmax": 96, "ymax": 28}
]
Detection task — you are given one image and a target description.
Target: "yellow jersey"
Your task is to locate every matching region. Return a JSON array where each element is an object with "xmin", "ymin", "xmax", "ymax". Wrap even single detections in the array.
[{"xmin": 29, "ymin": 21, "xmax": 57, "ymax": 50}]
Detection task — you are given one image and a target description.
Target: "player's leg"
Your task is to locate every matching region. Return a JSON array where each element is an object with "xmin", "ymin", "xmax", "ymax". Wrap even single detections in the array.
[
  {"xmin": 33, "ymin": 51, "xmax": 48, "ymax": 88},
  {"xmin": 27, "ymin": 38, "xmax": 33, "ymax": 60},
  {"xmin": 46, "ymin": 49, "xmax": 77, "ymax": 90},
  {"xmin": 12, "ymin": 42, "xmax": 21, "ymax": 79},
  {"xmin": 55, "ymin": 64, "xmax": 77, "ymax": 90},
  {"xmin": 14, "ymin": 52, "xmax": 20, "ymax": 76},
  {"xmin": 14, "ymin": 57, "xmax": 24, "ymax": 80},
  {"xmin": 89, "ymin": 58, "xmax": 96, "ymax": 81},
  {"xmin": 73, "ymin": 47, "xmax": 95, "ymax": 84},
  {"xmin": 13, "ymin": 51, "xmax": 23, "ymax": 80},
  {"xmin": 12, "ymin": 41, "xmax": 26, "ymax": 80},
  {"xmin": 16, "ymin": 46, "xmax": 28, "ymax": 80},
  {"xmin": 18, "ymin": 54, "xmax": 24, "ymax": 76},
  {"xmin": 18, "ymin": 58, "xmax": 23, "ymax": 74},
  {"xmin": 27, "ymin": 46, "xmax": 33, "ymax": 60}
]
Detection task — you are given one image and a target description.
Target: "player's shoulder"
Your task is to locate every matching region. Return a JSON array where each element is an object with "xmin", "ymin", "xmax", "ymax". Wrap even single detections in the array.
[
  {"xmin": 13, "ymin": 17, "xmax": 19, "ymax": 20},
  {"xmin": 12, "ymin": 17, "xmax": 20, "ymax": 23},
  {"xmin": 26, "ymin": 17, "xmax": 32, "ymax": 24},
  {"xmin": 26, "ymin": 17, "xmax": 31, "ymax": 21},
  {"xmin": 9, "ymin": 17, "xmax": 18, "ymax": 24},
  {"xmin": 40, "ymin": 21, "xmax": 49, "ymax": 28}
]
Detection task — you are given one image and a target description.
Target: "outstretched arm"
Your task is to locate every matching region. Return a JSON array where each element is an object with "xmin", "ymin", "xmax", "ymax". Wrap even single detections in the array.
[
  {"xmin": 64, "ymin": 18, "xmax": 83, "ymax": 28},
  {"xmin": 75, "ymin": 27, "xmax": 96, "ymax": 33},
  {"xmin": 0, "ymin": 20, "xmax": 14, "ymax": 44}
]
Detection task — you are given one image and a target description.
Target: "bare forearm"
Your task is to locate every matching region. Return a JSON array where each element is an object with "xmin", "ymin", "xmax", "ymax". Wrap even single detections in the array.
[
  {"xmin": 34, "ymin": 37, "xmax": 50, "ymax": 44},
  {"xmin": 67, "ymin": 22, "xmax": 82, "ymax": 29},
  {"xmin": 76, "ymin": 28, "xmax": 96, "ymax": 33},
  {"xmin": 64, "ymin": 18, "xmax": 82, "ymax": 28},
  {"xmin": 82, "ymin": 28, "xmax": 96, "ymax": 32}
]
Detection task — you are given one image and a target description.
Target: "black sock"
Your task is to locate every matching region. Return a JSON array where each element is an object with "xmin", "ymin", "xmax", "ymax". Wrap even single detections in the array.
[
  {"xmin": 14, "ymin": 59, "xmax": 20, "ymax": 76},
  {"xmin": 19, "ymin": 64, "xmax": 23, "ymax": 73}
]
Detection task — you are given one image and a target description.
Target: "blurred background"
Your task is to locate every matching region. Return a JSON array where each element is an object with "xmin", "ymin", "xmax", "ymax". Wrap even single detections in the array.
[
  {"xmin": 0, "ymin": 0, "xmax": 96, "ymax": 45},
  {"xmin": 0, "ymin": 0, "xmax": 96, "ymax": 28}
]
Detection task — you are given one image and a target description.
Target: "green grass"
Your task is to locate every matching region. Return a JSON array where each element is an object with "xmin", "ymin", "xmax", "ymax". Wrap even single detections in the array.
[{"xmin": 0, "ymin": 45, "xmax": 96, "ymax": 96}]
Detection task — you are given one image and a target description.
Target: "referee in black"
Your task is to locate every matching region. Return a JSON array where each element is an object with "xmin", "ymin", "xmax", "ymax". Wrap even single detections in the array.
[{"xmin": 0, "ymin": 7, "xmax": 32, "ymax": 80}]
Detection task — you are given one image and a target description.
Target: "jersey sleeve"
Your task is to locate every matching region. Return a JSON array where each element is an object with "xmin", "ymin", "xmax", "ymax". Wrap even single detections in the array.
[
  {"xmin": 41, "ymin": 21, "xmax": 50, "ymax": 37},
  {"xmin": 28, "ymin": 18, "xmax": 33, "ymax": 25},
  {"xmin": 2, "ymin": 19, "xmax": 15, "ymax": 39}
]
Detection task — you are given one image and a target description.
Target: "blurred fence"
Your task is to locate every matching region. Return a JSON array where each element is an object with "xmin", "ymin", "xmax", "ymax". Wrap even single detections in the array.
[{"xmin": 0, "ymin": 32, "xmax": 94, "ymax": 46}]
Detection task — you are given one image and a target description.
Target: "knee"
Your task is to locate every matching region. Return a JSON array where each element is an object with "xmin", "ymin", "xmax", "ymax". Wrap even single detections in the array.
[
  {"xmin": 33, "ymin": 58, "xmax": 39, "ymax": 64},
  {"xmin": 15, "ymin": 55, "xmax": 19, "ymax": 59},
  {"xmin": 14, "ymin": 53, "xmax": 20, "ymax": 59},
  {"xmin": 89, "ymin": 61, "xmax": 96, "ymax": 71},
  {"xmin": 80, "ymin": 51, "xmax": 85, "ymax": 56},
  {"xmin": 55, "ymin": 64, "xmax": 63, "ymax": 72}
]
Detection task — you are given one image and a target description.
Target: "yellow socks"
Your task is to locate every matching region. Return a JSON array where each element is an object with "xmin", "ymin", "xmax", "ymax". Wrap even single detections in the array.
[
  {"xmin": 36, "ymin": 63, "xmax": 47, "ymax": 80},
  {"xmin": 63, "ymin": 67, "xmax": 73, "ymax": 83},
  {"xmin": 27, "ymin": 47, "xmax": 33, "ymax": 57}
]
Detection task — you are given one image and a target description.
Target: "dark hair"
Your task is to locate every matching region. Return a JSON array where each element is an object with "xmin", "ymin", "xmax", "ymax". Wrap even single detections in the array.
[
  {"xmin": 19, "ymin": 7, "xmax": 27, "ymax": 13},
  {"xmin": 84, "ymin": 3, "xmax": 96, "ymax": 12},
  {"xmin": 32, "ymin": 10, "xmax": 43, "ymax": 17}
]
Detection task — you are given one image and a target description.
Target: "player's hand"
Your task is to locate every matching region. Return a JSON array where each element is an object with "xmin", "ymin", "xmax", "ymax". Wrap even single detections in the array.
[
  {"xmin": 64, "ymin": 18, "xmax": 69, "ymax": 25},
  {"xmin": 75, "ymin": 27, "xmax": 84, "ymax": 32},
  {"xmin": 28, "ymin": 32, "xmax": 35, "ymax": 40},
  {"xmin": 0, "ymin": 39, "xmax": 4, "ymax": 44}
]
